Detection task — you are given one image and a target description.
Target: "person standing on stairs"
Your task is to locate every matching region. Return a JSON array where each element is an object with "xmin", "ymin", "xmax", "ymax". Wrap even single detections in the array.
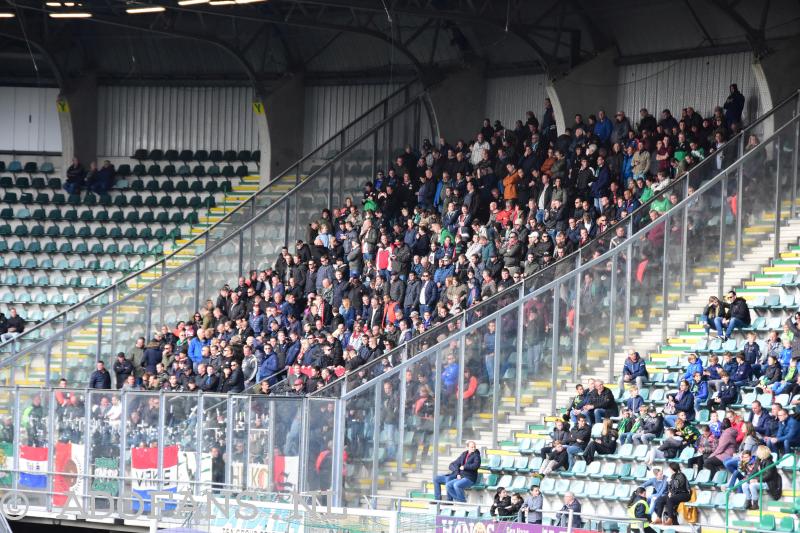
[{"xmin": 432, "ymin": 440, "xmax": 481, "ymax": 503}]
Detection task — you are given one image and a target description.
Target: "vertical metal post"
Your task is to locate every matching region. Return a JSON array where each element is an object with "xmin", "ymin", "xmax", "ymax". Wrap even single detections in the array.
[
  {"xmin": 623, "ymin": 242, "xmax": 633, "ymax": 345},
  {"xmin": 515, "ymin": 290, "xmax": 525, "ymax": 415},
  {"xmin": 297, "ymin": 398, "xmax": 308, "ymax": 493},
  {"xmin": 413, "ymin": 100, "xmax": 421, "ymax": 146},
  {"xmin": 550, "ymin": 288, "xmax": 560, "ymax": 414},
  {"xmin": 397, "ymin": 370, "xmax": 407, "ymax": 475},
  {"xmin": 83, "ymin": 391, "xmax": 92, "ymax": 507},
  {"xmin": 661, "ymin": 212, "xmax": 670, "ymax": 341},
  {"xmin": 774, "ymin": 137, "xmax": 783, "ymax": 260},
  {"xmin": 736, "ymin": 135, "xmax": 745, "ymax": 260},
  {"xmin": 491, "ymin": 316, "xmax": 500, "ymax": 448},
  {"xmin": 283, "ymin": 198, "xmax": 291, "ymax": 248},
  {"xmin": 456, "ymin": 334, "xmax": 465, "ymax": 444},
  {"xmin": 145, "ymin": 287, "xmax": 153, "ymax": 339},
  {"xmin": 571, "ymin": 269, "xmax": 581, "ymax": 382},
  {"xmin": 238, "ymin": 231, "xmax": 245, "ymax": 279},
  {"xmin": 680, "ymin": 180, "xmax": 689, "ymax": 300},
  {"xmin": 372, "ymin": 131, "xmax": 378, "ymax": 181},
  {"xmin": 119, "ymin": 391, "xmax": 128, "ymax": 502},
  {"xmin": 111, "ymin": 286, "xmax": 118, "ymax": 360},
  {"xmin": 266, "ymin": 399, "xmax": 276, "ymax": 494},
  {"xmin": 11, "ymin": 388, "xmax": 19, "ymax": 492},
  {"xmin": 195, "ymin": 393, "xmax": 204, "ymax": 496},
  {"xmin": 431, "ymin": 349, "xmax": 442, "ymax": 493},
  {"xmin": 46, "ymin": 389, "xmax": 56, "ymax": 512},
  {"xmin": 225, "ymin": 397, "xmax": 235, "ymax": 488},
  {"xmin": 156, "ymin": 391, "xmax": 166, "ymax": 491},
  {"xmin": 330, "ymin": 397, "xmax": 346, "ymax": 507},
  {"xmin": 718, "ymin": 177, "xmax": 727, "ymax": 299},
  {"xmin": 370, "ymin": 386, "xmax": 381, "ymax": 499},
  {"xmin": 792, "ymin": 118, "xmax": 800, "ymax": 219},
  {"xmin": 96, "ymin": 315, "xmax": 103, "ymax": 364},
  {"xmin": 194, "ymin": 263, "xmax": 201, "ymax": 315},
  {"xmin": 608, "ymin": 259, "xmax": 618, "ymax": 384}
]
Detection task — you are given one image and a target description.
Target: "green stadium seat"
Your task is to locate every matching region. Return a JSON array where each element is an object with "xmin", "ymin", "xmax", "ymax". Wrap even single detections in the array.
[
  {"xmin": 129, "ymin": 194, "xmax": 143, "ymax": 207},
  {"xmin": 164, "ymin": 149, "xmax": 179, "ymax": 162},
  {"xmin": 7, "ymin": 160, "xmax": 22, "ymax": 173},
  {"xmin": 141, "ymin": 211, "xmax": 155, "ymax": 224},
  {"xmin": 223, "ymin": 149, "xmax": 237, "ymax": 162},
  {"xmin": 40, "ymin": 162, "xmax": 55, "ymax": 174},
  {"xmin": 161, "ymin": 180, "xmax": 175, "ymax": 193},
  {"xmin": 209, "ymin": 150, "xmax": 223, "ymax": 163},
  {"xmin": 31, "ymin": 177, "xmax": 46, "ymax": 189},
  {"xmin": 208, "ymin": 165, "xmax": 221, "ymax": 177},
  {"xmin": 133, "ymin": 164, "xmax": 146, "ymax": 177},
  {"xmin": 117, "ymin": 164, "xmax": 132, "ymax": 177},
  {"xmin": 48, "ymin": 177, "xmax": 62, "ymax": 190},
  {"xmin": 144, "ymin": 195, "xmax": 158, "ymax": 208},
  {"xmin": 235, "ymin": 165, "xmax": 249, "ymax": 178},
  {"xmin": 237, "ymin": 150, "xmax": 251, "ymax": 162},
  {"xmin": 193, "ymin": 165, "xmax": 206, "ymax": 177},
  {"xmin": 133, "ymin": 149, "xmax": 148, "ymax": 161},
  {"xmin": 222, "ymin": 165, "xmax": 235, "ymax": 178},
  {"xmin": 148, "ymin": 149, "xmax": 164, "ymax": 161},
  {"xmin": 23, "ymin": 162, "xmax": 37, "ymax": 174},
  {"xmin": 16, "ymin": 176, "xmax": 30, "ymax": 188},
  {"xmin": 179, "ymin": 149, "xmax": 193, "ymax": 162}
]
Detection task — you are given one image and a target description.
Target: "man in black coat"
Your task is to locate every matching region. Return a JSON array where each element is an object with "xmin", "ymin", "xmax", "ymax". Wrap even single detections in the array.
[
  {"xmin": 113, "ymin": 352, "xmax": 134, "ymax": 388},
  {"xmin": 565, "ymin": 415, "xmax": 592, "ymax": 469},
  {"xmin": 432, "ymin": 441, "xmax": 481, "ymax": 502},
  {"xmin": 89, "ymin": 361, "xmax": 112, "ymax": 389},
  {"xmin": 585, "ymin": 379, "xmax": 618, "ymax": 423}
]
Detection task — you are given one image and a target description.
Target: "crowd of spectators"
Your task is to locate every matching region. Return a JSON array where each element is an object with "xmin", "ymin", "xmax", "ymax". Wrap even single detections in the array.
[
  {"xmin": 65, "ymin": 157, "xmax": 117, "ymax": 195},
  {"xmin": 537, "ymin": 306, "xmax": 800, "ymax": 522},
  {"xmin": 91, "ymin": 85, "xmax": 750, "ymax": 403}
]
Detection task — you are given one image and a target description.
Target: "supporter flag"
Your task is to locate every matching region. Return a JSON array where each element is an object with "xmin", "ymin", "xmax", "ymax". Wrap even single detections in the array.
[
  {"xmin": 0, "ymin": 442, "xmax": 12, "ymax": 487},
  {"xmin": 53, "ymin": 441, "xmax": 85, "ymax": 506},
  {"xmin": 131, "ymin": 445, "xmax": 179, "ymax": 512},
  {"xmin": 19, "ymin": 445, "xmax": 48, "ymax": 489}
]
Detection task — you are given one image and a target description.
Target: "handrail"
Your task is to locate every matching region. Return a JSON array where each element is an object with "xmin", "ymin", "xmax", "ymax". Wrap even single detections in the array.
[
  {"xmin": 0, "ymin": 91, "xmax": 435, "ymax": 381},
  {"xmin": 310, "ymin": 87, "xmax": 800, "ymax": 398},
  {"xmin": 725, "ymin": 451, "xmax": 797, "ymax": 533},
  {"xmin": 0, "ymin": 81, "xmax": 419, "ymax": 352}
]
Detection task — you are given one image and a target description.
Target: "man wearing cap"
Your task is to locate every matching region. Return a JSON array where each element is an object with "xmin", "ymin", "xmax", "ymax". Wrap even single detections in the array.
[{"xmin": 611, "ymin": 110, "xmax": 632, "ymax": 145}]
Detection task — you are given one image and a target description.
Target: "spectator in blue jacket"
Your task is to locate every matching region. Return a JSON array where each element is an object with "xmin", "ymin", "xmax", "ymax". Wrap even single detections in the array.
[
  {"xmin": 188, "ymin": 329, "xmax": 209, "ymax": 370},
  {"xmin": 691, "ymin": 372, "xmax": 709, "ymax": 412},
  {"xmin": 683, "ymin": 353, "xmax": 704, "ymax": 383},
  {"xmin": 257, "ymin": 349, "xmax": 279, "ymax": 385},
  {"xmin": 620, "ymin": 349, "xmax": 649, "ymax": 391},
  {"xmin": 626, "ymin": 386, "xmax": 644, "ymax": 413},
  {"xmin": 732, "ymin": 353, "xmax": 754, "ymax": 387},
  {"xmin": 768, "ymin": 409, "xmax": 800, "ymax": 454},
  {"xmin": 641, "ymin": 466, "xmax": 669, "ymax": 519},
  {"xmin": 594, "ymin": 110, "xmax": 613, "ymax": 146},
  {"xmin": 441, "ymin": 352, "xmax": 460, "ymax": 395}
]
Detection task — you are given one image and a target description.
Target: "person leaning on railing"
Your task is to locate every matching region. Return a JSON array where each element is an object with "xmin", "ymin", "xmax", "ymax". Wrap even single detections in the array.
[{"xmin": 742, "ymin": 445, "xmax": 782, "ymax": 510}]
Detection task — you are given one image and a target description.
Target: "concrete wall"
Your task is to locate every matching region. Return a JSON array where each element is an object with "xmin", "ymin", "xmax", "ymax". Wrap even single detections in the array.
[
  {"xmin": 261, "ymin": 73, "xmax": 305, "ymax": 183},
  {"xmin": 60, "ymin": 74, "xmax": 98, "ymax": 168},
  {"xmin": 759, "ymin": 35, "xmax": 800, "ymax": 107},
  {"xmin": 549, "ymin": 49, "xmax": 620, "ymax": 135},
  {"xmin": 426, "ymin": 63, "xmax": 488, "ymax": 142}
]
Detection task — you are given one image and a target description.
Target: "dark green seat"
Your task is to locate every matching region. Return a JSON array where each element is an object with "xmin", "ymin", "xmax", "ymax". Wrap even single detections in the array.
[
  {"xmin": 161, "ymin": 180, "xmax": 175, "ymax": 193},
  {"xmin": 208, "ymin": 165, "xmax": 221, "ymax": 177},
  {"xmin": 43, "ymin": 241, "xmax": 57, "ymax": 253},
  {"xmin": 30, "ymin": 225, "xmax": 44, "ymax": 237},
  {"xmin": 141, "ymin": 211, "xmax": 155, "ymax": 224},
  {"xmin": 34, "ymin": 192, "xmax": 50, "ymax": 204},
  {"xmin": 31, "ymin": 177, "xmax": 47, "ymax": 189},
  {"xmin": 185, "ymin": 212, "xmax": 199, "ymax": 224},
  {"xmin": 90, "ymin": 243, "xmax": 104, "ymax": 255},
  {"xmin": 145, "ymin": 179, "xmax": 160, "ymax": 192},
  {"xmin": 154, "ymin": 227, "xmax": 168, "ymax": 240},
  {"xmin": 192, "ymin": 165, "xmax": 206, "ymax": 177},
  {"xmin": 48, "ymin": 177, "xmax": 62, "ymax": 189},
  {"xmin": 133, "ymin": 149, "xmax": 148, "ymax": 161},
  {"xmin": 188, "ymin": 196, "xmax": 202, "ymax": 209},
  {"xmin": 74, "ymin": 242, "xmax": 88, "ymax": 254},
  {"xmin": 133, "ymin": 164, "xmax": 146, "ymax": 177},
  {"xmin": 179, "ymin": 149, "xmax": 193, "ymax": 162},
  {"xmin": 117, "ymin": 164, "xmax": 132, "ymax": 177},
  {"xmin": 110, "ymin": 210, "xmax": 124, "ymax": 223},
  {"xmin": 194, "ymin": 150, "xmax": 209, "ymax": 162},
  {"xmin": 51, "ymin": 193, "xmax": 66, "ymax": 205},
  {"xmin": 0, "ymin": 176, "xmax": 11, "ymax": 188},
  {"xmin": 19, "ymin": 193, "xmax": 33, "ymax": 204},
  {"xmin": 99, "ymin": 193, "xmax": 113, "ymax": 206},
  {"xmin": 23, "ymin": 162, "xmax": 38, "ymax": 174},
  {"xmin": 251, "ymin": 150, "xmax": 261, "ymax": 165},
  {"xmin": 148, "ymin": 149, "xmax": 164, "ymax": 161},
  {"xmin": 124, "ymin": 227, "xmax": 138, "ymax": 239},
  {"xmin": 126, "ymin": 211, "xmax": 140, "ymax": 224},
  {"xmin": 79, "ymin": 209, "xmax": 94, "ymax": 222},
  {"xmin": 189, "ymin": 180, "xmax": 203, "ymax": 193},
  {"xmin": 31, "ymin": 208, "xmax": 46, "ymax": 220},
  {"xmin": 129, "ymin": 194, "xmax": 143, "ymax": 207},
  {"xmin": 220, "ymin": 180, "xmax": 233, "ymax": 193},
  {"xmin": 67, "ymin": 193, "xmax": 81, "ymax": 206},
  {"xmin": 144, "ymin": 195, "xmax": 158, "ymax": 208},
  {"xmin": 237, "ymin": 150, "xmax": 251, "ymax": 162},
  {"xmin": 176, "ymin": 180, "xmax": 189, "ymax": 193},
  {"xmin": 84, "ymin": 192, "xmax": 97, "ymax": 206},
  {"xmin": 177, "ymin": 165, "xmax": 191, "ymax": 177},
  {"xmin": 170, "ymin": 211, "xmax": 184, "ymax": 224},
  {"xmin": 164, "ymin": 149, "xmax": 179, "ymax": 162},
  {"xmin": 114, "ymin": 194, "xmax": 128, "ymax": 207},
  {"xmin": 94, "ymin": 227, "xmax": 107, "ymax": 238},
  {"xmin": 46, "ymin": 225, "xmax": 60, "ymax": 237},
  {"xmin": 3, "ymin": 192, "xmax": 17, "ymax": 203},
  {"xmin": 47, "ymin": 208, "xmax": 62, "ymax": 220},
  {"xmin": 223, "ymin": 149, "xmax": 237, "ymax": 162},
  {"xmin": 147, "ymin": 164, "xmax": 162, "ymax": 177},
  {"xmin": 209, "ymin": 150, "xmax": 223, "ymax": 163},
  {"xmin": 139, "ymin": 227, "xmax": 153, "ymax": 239},
  {"xmin": 16, "ymin": 176, "xmax": 30, "ymax": 188},
  {"xmin": 159, "ymin": 195, "xmax": 173, "ymax": 208},
  {"xmin": 59, "ymin": 242, "xmax": 73, "ymax": 254},
  {"xmin": 174, "ymin": 196, "xmax": 188, "ymax": 209},
  {"xmin": 163, "ymin": 164, "xmax": 177, "ymax": 178},
  {"xmin": 156, "ymin": 211, "xmax": 170, "ymax": 224},
  {"xmin": 40, "ymin": 162, "xmax": 54, "ymax": 174},
  {"xmin": 77, "ymin": 226, "xmax": 91, "ymax": 238},
  {"xmin": 95, "ymin": 210, "xmax": 109, "ymax": 222},
  {"xmin": 0, "ymin": 208, "xmax": 12, "ymax": 220},
  {"xmin": 235, "ymin": 165, "xmax": 248, "ymax": 178},
  {"xmin": 109, "ymin": 227, "xmax": 123, "ymax": 239},
  {"xmin": 63, "ymin": 209, "xmax": 78, "ymax": 222},
  {"xmin": 205, "ymin": 181, "xmax": 219, "ymax": 194},
  {"xmin": 221, "ymin": 165, "xmax": 235, "ymax": 178},
  {"xmin": 62, "ymin": 225, "xmax": 76, "ymax": 238},
  {"xmin": 130, "ymin": 179, "xmax": 144, "ymax": 191}
]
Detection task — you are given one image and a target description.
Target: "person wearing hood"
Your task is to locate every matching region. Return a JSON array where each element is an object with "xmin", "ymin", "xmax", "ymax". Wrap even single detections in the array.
[{"xmin": 724, "ymin": 83, "xmax": 745, "ymax": 127}]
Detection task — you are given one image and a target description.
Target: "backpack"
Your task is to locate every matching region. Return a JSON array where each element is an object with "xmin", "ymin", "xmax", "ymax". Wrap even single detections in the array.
[{"xmin": 678, "ymin": 488, "xmax": 699, "ymax": 524}]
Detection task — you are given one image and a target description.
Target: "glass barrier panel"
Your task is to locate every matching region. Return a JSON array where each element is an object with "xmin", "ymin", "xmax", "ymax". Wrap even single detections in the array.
[
  {"xmin": 161, "ymin": 263, "xmax": 198, "ymax": 333},
  {"xmin": 163, "ymin": 392, "xmax": 199, "ymax": 493},
  {"xmin": 341, "ymin": 384, "xmax": 377, "ymax": 506},
  {"xmin": 739, "ymin": 137, "xmax": 778, "ymax": 263},
  {"xmin": 268, "ymin": 397, "xmax": 299, "ymax": 494},
  {"xmin": 778, "ymin": 129, "xmax": 797, "ymax": 222},
  {"xmin": 400, "ymin": 349, "xmax": 436, "ymax": 478},
  {"xmin": 227, "ymin": 396, "xmax": 249, "ymax": 491},
  {"xmin": 248, "ymin": 197, "xmax": 288, "ymax": 274},
  {"xmin": 304, "ymin": 398, "xmax": 337, "ymax": 498},
  {"xmin": 520, "ymin": 290, "xmax": 552, "ymax": 401},
  {"xmin": 88, "ymin": 390, "xmax": 123, "ymax": 508},
  {"xmin": 434, "ymin": 343, "xmax": 459, "ymax": 451},
  {"xmin": 577, "ymin": 257, "xmax": 613, "ymax": 379},
  {"xmin": 296, "ymin": 171, "xmax": 331, "ymax": 250},
  {"xmin": 63, "ymin": 317, "xmax": 100, "ymax": 385},
  {"xmin": 497, "ymin": 303, "xmax": 521, "ymax": 415},
  {"xmin": 626, "ymin": 233, "xmax": 663, "ymax": 343},
  {"xmin": 333, "ymin": 135, "xmax": 373, "ymax": 211},
  {"xmin": 198, "ymin": 393, "xmax": 226, "ymax": 492},
  {"xmin": 663, "ymin": 203, "xmax": 687, "ymax": 337},
  {"xmin": 554, "ymin": 278, "xmax": 573, "ymax": 389},
  {"xmin": 246, "ymin": 395, "xmax": 272, "ymax": 492},
  {"xmin": 0, "ymin": 386, "xmax": 13, "ymax": 490},
  {"xmin": 111, "ymin": 289, "xmax": 148, "ymax": 362},
  {"xmin": 203, "ymin": 233, "xmax": 241, "ymax": 305}
]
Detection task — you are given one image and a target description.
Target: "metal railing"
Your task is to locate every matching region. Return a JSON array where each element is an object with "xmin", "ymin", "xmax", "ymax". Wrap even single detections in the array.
[
  {"xmin": 0, "ymin": 89, "xmax": 437, "ymax": 387},
  {"xmin": 325, "ymin": 102, "xmax": 800, "ymax": 507},
  {"xmin": 0, "ymin": 81, "xmax": 423, "ymax": 356},
  {"xmin": 310, "ymin": 89, "xmax": 800, "ymax": 403}
]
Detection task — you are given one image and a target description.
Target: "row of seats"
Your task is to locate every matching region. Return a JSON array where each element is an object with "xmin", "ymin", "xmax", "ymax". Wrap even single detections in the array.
[
  {"xmin": 0, "ymin": 222, "xmax": 184, "ymax": 241},
  {"xmin": 132, "ymin": 148, "xmax": 259, "ymax": 165},
  {"xmin": 0, "ymin": 161, "xmax": 55, "ymax": 175},
  {"xmin": 0, "ymin": 238, "xmax": 163, "ymax": 256},
  {"xmin": 1, "ymin": 273, "xmax": 115, "ymax": 291},
  {"xmin": 1, "ymin": 206, "xmax": 201, "ymax": 225},
  {"xmin": 124, "ymin": 163, "xmax": 250, "ymax": 179},
  {"xmin": 1, "ymin": 190, "xmax": 218, "ymax": 209},
  {"xmin": 0, "ymin": 254, "xmax": 140, "ymax": 272}
]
